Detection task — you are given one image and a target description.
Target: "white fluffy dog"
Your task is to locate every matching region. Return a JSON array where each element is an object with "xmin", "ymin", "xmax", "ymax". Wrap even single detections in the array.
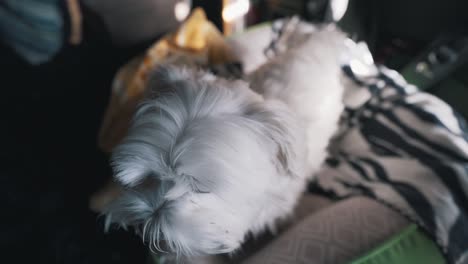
[{"xmin": 103, "ymin": 26, "xmax": 345, "ymax": 257}]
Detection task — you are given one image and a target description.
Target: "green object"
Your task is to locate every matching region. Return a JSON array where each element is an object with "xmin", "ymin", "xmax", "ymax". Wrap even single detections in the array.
[
  {"xmin": 349, "ymin": 224, "xmax": 446, "ymax": 264},
  {"xmin": 426, "ymin": 63, "xmax": 468, "ymax": 119},
  {"xmin": 401, "ymin": 66, "xmax": 431, "ymax": 90},
  {"xmin": 429, "ymin": 77, "xmax": 468, "ymax": 118}
]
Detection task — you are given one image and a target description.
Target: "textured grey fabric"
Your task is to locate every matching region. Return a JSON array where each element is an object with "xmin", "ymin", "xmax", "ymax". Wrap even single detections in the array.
[
  {"xmin": 150, "ymin": 195, "xmax": 408, "ymax": 264},
  {"xmin": 241, "ymin": 197, "xmax": 409, "ymax": 264}
]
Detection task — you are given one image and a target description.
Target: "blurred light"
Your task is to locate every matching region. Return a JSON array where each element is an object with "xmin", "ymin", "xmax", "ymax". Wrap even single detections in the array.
[
  {"xmin": 175, "ymin": 0, "xmax": 191, "ymax": 21},
  {"xmin": 330, "ymin": 0, "xmax": 348, "ymax": 21},
  {"xmin": 222, "ymin": 0, "xmax": 250, "ymax": 22},
  {"xmin": 350, "ymin": 59, "xmax": 372, "ymax": 77},
  {"xmin": 344, "ymin": 38, "xmax": 375, "ymax": 65}
]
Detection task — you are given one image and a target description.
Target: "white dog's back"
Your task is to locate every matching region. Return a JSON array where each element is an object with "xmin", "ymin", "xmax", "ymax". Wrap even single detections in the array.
[{"xmin": 250, "ymin": 26, "xmax": 346, "ymax": 175}]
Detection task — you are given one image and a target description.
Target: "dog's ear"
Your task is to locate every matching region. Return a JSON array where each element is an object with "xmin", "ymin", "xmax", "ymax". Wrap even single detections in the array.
[
  {"xmin": 245, "ymin": 101, "xmax": 306, "ymax": 178},
  {"xmin": 110, "ymin": 65, "xmax": 187, "ymax": 186},
  {"xmin": 111, "ymin": 65, "xmax": 204, "ymax": 186},
  {"xmin": 111, "ymin": 142, "xmax": 161, "ymax": 186}
]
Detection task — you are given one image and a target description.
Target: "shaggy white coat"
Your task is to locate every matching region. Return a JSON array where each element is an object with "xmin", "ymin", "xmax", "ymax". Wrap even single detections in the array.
[{"xmin": 104, "ymin": 26, "xmax": 346, "ymax": 257}]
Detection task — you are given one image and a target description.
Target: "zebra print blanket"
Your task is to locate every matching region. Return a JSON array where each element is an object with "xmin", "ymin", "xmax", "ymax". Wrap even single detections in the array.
[
  {"xmin": 229, "ymin": 19, "xmax": 468, "ymax": 264},
  {"xmin": 315, "ymin": 63, "xmax": 468, "ymax": 264}
]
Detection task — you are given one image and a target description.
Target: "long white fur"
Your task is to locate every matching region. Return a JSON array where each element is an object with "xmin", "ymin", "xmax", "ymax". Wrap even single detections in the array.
[
  {"xmin": 103, "ymin": 26, "xmax": 346, "ymax": 257},
  {"xmin": 249, "ymin": 24, "xmax": 346, "ymax": 176}
]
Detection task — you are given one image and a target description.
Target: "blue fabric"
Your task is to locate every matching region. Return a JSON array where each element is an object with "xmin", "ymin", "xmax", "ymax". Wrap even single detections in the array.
[{"xmin": 0, "ymin": 0, "xmax": 63, "ymax": 64}]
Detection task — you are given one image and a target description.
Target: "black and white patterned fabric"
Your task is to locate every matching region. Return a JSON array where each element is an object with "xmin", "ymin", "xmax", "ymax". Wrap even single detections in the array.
[
  {"xmin": 229, "ymin": 19, "xmax": 468, "ymax": 264},
  {"xmin": 315, "ymin": 62, "xmax": 468, "ymax": 264}
]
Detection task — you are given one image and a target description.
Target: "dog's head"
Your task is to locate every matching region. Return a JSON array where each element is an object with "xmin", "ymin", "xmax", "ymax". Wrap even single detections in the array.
[{"xmin": 103, "ymin": 66, "xmax": 306, "ymax": 256}]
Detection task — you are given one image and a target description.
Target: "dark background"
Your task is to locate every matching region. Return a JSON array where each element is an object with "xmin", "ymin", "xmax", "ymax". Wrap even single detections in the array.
[{"xmin": 1, "ymin": 1, "xmax": 467, "ymax": 263}]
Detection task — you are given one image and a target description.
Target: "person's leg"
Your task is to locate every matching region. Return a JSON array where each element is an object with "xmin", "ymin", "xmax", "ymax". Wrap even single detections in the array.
[{"xmin": 241, "ymin": 196, "xmax": 409, "ymax": 264}]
